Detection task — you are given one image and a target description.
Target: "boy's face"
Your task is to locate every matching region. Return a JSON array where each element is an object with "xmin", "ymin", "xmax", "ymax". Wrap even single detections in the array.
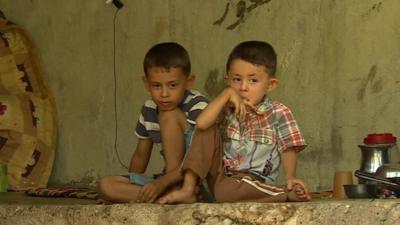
[
  {"xmin": 144, "ymin": 67, "xmax": 194, "ymax": 112},
  {"xmin": 226, "ymin": 59, "xmax": 278, "ymax": 106}
]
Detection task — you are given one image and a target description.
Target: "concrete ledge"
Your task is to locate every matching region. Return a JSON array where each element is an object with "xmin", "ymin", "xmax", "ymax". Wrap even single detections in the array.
[{"xmin": 1, "ymin": 198, "xmax": 400, "ymax": 225}]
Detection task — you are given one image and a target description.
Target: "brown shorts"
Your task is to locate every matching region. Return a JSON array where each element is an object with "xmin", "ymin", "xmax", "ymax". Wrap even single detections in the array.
[{"xmin": 181, "ymin": 125, "xmax": 289, "ymax": 203}]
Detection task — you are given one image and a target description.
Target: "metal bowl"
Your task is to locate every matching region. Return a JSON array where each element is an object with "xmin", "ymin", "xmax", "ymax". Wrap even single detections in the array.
[
  {"xmin": 344, "ymin": 184, "xmax": 379, "ymax": 198},
  {"xmin": 376, "ymin": 163, "xmax": 400, "ymax": 179}
]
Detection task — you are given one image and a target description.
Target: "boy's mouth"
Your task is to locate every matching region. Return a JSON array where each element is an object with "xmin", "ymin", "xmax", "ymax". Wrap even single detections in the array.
[
  {"xmin": 241, "ymin": 96, "xmax": 250, "ymax": 102},
  {"xmin": 159, "ymin": 101, "xmax": 172, "ymax": 107}
]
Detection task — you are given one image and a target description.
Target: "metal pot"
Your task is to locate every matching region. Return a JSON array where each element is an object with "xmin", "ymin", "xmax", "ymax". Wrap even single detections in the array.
[
  {"xmin": 358, "ymin": 133, "xmax": 399, "ymax": 176},
  {"xmin": 375, "ymin": 163, "xmax": 400, "ymax": 179},
  {"xmin": 344, "ymin": 184, "xmax": 379, "ymax": 198},
  {"xmin": 359, "ymin": 144, "xmax": 395, "ymax": 174},
  {"xmin": 355, "ymin": 169, "xmax": 400, "ymax": 194}
]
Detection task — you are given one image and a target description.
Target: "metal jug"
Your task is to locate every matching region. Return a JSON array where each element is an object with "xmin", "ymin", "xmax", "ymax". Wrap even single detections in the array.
[{"xmin": 358, "ymin": 133, "xmax": 399, "ymax": 174}]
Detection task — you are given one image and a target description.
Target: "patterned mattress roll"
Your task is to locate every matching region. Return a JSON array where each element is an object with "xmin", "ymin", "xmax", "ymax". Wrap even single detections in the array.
[{"xmin": 0, "ymin": 16, "xmax": 57, "ymax": 190}]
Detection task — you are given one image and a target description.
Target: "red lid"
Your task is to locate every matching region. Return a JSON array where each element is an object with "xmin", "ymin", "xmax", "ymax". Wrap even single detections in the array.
[{"xmin": 363, "ymin": 133, "xmax": 397, "ymax": 145}]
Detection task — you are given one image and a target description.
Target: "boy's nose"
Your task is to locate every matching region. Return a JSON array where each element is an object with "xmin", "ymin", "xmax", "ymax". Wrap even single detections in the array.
[
  {"xmin": 161, "ymin": 87, "xmax": 169, "ymax": 97},
  {"xmin": 240, "ymin": 81, "xmax": 248, "ymax": 91}
]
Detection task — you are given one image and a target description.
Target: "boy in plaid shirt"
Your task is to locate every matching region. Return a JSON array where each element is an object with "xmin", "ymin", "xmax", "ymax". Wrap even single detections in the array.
[{"xmin": 159, "ymin": 41, "xmax": 310, "ymax": 203}]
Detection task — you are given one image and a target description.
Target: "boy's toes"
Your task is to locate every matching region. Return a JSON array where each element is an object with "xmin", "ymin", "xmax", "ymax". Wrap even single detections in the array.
[{"xmin": 158, "ymin": 197, "xmax": 169, "ymax": 204}]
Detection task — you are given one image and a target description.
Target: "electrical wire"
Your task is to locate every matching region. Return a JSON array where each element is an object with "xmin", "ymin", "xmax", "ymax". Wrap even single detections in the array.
[{"xmin": 113, "ymin": 8, "xmax": 128, "ymax": 170}]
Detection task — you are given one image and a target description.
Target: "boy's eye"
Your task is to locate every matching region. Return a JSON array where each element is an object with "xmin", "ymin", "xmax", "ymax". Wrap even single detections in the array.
[
  {"xmin": 169, "ymin": 83, "xmax": 178, "ymax": 88},
  {"xmin": 232, "ymin": 77, "xmax": 241, "ymax": 82},
  {"xmin": 249, "ymin": 79, "xmax": 258, "ymax": 84},
  {"xmin": 151, "ymin": 84, "xmax": 161, "ymax": 88}
]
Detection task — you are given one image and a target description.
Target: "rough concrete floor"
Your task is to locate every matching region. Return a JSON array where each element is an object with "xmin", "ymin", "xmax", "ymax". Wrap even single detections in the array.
[
  {"xmin": 0, "ymin": 192, "xmax": 96, "ymax": 205},
  {"xmin": 1, "ymin": 192, "xmax": 400, "ymax": 225}
]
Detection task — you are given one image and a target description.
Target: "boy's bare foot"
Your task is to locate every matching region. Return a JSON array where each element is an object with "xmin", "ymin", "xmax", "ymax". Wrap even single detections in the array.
[
  {"xmin": 287, "ymin": 184, "xmax": 311, "ymax": 202},
  {"xmin": 158, "ymin": 188, "xmax": 197, "ymax": 204}
]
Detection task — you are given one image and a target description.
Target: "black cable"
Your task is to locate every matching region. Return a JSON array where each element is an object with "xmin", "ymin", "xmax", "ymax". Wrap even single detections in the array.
[{"xmin": 113, "ymin": 8, "xmax": 128, "ymax": 170}]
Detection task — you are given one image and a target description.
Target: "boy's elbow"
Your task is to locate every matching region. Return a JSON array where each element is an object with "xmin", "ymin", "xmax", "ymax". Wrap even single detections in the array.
[{"xmin": 195, "ymin": 121, "xmax": 208, "ymax": 130}]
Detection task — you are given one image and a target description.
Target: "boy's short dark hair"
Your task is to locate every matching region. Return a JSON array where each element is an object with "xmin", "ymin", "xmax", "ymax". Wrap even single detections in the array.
[
  {"xmin": 226, "ymin": 41, "xmax": 277, "ymax": 76},
  {"xmin": 143, "ymin": 42, "xmax": 191, "ymax": 76}
]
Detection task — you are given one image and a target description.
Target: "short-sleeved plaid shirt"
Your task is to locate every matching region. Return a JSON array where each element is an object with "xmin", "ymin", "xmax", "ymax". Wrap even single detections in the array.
[{"xmin": 221, "ymin": 96, "xmax": 306, "ymax": 183}]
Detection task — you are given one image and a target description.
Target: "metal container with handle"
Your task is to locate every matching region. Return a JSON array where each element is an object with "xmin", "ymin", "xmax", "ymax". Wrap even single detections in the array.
[{"xmin": 358, "ymin": 133, "xmax": 399, "ymax": 183}]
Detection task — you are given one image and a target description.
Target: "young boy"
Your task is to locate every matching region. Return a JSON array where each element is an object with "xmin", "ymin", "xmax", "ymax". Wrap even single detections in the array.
[
  {"xmin": 159, "ymin": 41, "xmax": 311, "ymax": 204},
  {"xmin": 98, "ymin": 42, "xmax": 208, "ymax": 203}
]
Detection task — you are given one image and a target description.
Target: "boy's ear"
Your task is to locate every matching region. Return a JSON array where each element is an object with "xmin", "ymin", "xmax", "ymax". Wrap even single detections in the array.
[
  {"xmin": 224, "ymin": 74, "xmax": 229, "ymax": 83},
  {"xmin": 185, "ymin": 74, "xmax": 196, "ymax": 89},
  {"xmin": 266, "ymin": 78, "xmax": 279, "ymax": 92},
  {"xmin": 142, "ymin": 76, "xmax": 150, "ymax": 91}
]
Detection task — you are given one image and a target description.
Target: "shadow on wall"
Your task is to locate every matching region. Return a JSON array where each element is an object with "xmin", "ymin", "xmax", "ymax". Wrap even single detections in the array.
[
  {"xmin": 213, "ymin": 0, "xmax": 273, "ymax": 30},
  {"xmin": 204, "ymin": 69, "xmax": 226, "ymax": 99}
]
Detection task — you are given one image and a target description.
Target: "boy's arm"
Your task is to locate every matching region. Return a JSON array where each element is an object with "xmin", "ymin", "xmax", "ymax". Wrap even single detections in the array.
[
  {"xmin": 196, "ymin": 88, "xmax": 246, "ymax": 130},
  {"xmin": 281, "ymin": 148, "xmax": 309, "ymax": 193},
  {"xmin": 281, "ymin": 148, "xmax": 297, "ymax": 183},
  {"xmin": 129, "ymin": 138, "xmax": 153, "ymax": 173}
]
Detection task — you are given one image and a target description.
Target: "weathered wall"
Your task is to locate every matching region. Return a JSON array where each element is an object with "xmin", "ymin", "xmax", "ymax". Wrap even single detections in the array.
[{"xmin": 0, "ymin": 0, "xmax": 399, "ymax": 191}]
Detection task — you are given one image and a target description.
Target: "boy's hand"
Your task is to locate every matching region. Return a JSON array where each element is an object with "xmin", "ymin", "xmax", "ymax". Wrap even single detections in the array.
[
  {"xmin": 286, "ymin": 177, "xmax": 311, "ymax": 200},
  {"xmin": 227, "ymin": 88, "xmax": 254, "ymax": 121},
  {"xmin": 137, "ymin": 181, "xmax": 164, "ymax": 203},
  {"xmin": 286, "ymin": 177, "xmax": 307, "ymax": 191}
]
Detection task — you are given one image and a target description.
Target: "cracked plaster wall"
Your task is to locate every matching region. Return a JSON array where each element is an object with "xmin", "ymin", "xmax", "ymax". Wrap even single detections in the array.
[{"xmin": 0, "ymin": 0, "xmax": 399, "ymax": 191}]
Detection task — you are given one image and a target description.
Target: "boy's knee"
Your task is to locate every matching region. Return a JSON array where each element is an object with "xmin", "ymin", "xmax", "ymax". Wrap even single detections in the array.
[
  {"xmin": 98, "ymin": 177, "xmax": 113, "ymax": 195},
  {"xmin": 159, "ymin": 108, "xmax": 187, "ymax": 130},
  {"xmin": 212, "ymin": 184, "xmax": 234, "ymax": 203},
  {"xmin": 213, "ymin": 190, "xmax": 232, "ymax": 203},
  {"xmin": 158, "ymin": 108, "xmax": 186, "ymax": 122}
]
